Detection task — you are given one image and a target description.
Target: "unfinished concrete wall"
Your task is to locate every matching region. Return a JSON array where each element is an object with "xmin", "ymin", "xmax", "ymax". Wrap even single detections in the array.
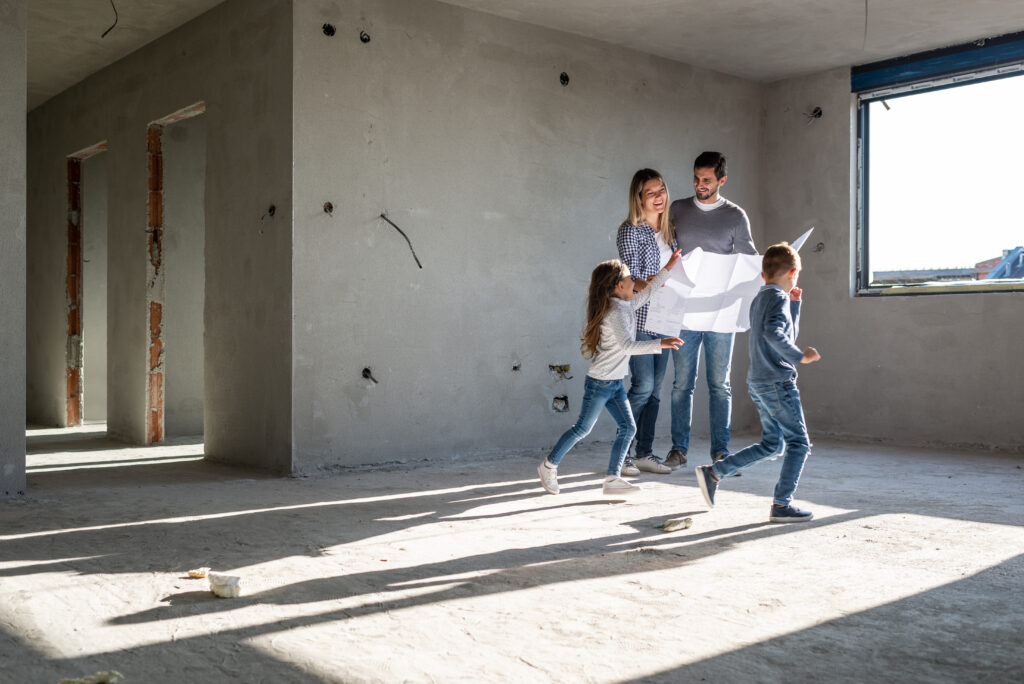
[
  {"xmin": 27, "ymin": 0, "xmax": 293, "ymax": 470},
  {"xmin": 162, "ymin": 115, "xmax": 206, "ymax": 437},
  {"xmin": 761, "ymin": 67, "xmax": 1024, "ymax": 451},
  {"xmin": 0, "ymin": 0, "xmax": 26, "ymax": 496},
  {"xmin": 290, "ymin": 0, "xmax": 763, "ymax": 470},
  {"xmin": 81, "ymin": 153, "xmax": 108, "ymax": 422}
]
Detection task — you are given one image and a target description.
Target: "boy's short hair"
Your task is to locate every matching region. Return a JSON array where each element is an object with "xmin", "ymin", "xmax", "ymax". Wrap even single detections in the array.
[{"xmin": 762, "ymin": 242, "xmax": 801, "ymax": 280}]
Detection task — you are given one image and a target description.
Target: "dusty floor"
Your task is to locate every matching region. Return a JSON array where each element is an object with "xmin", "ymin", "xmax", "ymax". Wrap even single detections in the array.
[{"xmin": 2, "ymin": 425, "xmax": 1023, "ymax": 683}]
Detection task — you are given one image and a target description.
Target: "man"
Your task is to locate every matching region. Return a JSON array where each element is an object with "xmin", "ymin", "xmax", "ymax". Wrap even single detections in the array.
[{"xmin": 664, "ymin": 151, "xmax": 756, "ymax": 471}]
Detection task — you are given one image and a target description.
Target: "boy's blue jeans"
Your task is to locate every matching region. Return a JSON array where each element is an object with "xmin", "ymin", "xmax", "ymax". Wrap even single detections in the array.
[
  {"xmin": 671, "ymin": 330, "xmax": 734, "ymax": 458},
  {"xmin": 711, "ymin": 380, "xmax": 810, "ymax": 506},
  {"xmin": 627, "ymin": 331, "xmax": 671, "ymax": 458},
  {"xmin": 547, "ymin": 376, "xmax": 635, "ymax": 476}
]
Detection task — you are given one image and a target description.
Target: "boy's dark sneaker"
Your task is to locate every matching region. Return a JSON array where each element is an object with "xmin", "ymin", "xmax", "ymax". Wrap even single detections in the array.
[
  {"xmin": 713, "ymin": 452, "xmax": 741, "ymax": 477},
  {"xmin": 769, "ymin": 505, "xmax": 814, "ymax": 523},
  {"xmin": 695, "ymin": 465, "xmax": 719, "ymax": 508}
]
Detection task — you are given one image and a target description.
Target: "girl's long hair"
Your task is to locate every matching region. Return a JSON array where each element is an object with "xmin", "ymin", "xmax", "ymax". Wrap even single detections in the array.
[
  {"xmin": 621, "ymin": 168, "xmax": 671, "ymax": 236},
  {"xmin": 581, "ymin": 260, "xmax": 627, "ymax": 360}
]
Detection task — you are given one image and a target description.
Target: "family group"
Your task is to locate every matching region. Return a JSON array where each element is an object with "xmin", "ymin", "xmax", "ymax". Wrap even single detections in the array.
[{"xmin": 537, "ymin": 152, "xmax": 822, "ymax": 523}]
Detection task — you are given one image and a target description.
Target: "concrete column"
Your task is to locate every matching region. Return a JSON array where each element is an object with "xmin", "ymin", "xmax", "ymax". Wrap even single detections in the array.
[{"xmin": 0, "ymin": 0, "xmax": 27, "ymax": 496}]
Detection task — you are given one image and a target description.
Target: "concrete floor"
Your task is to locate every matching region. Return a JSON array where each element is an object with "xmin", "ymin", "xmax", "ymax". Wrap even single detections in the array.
[{"xmin": 2, "ymin": 425, "xmax": 1023, "ymax": 683}]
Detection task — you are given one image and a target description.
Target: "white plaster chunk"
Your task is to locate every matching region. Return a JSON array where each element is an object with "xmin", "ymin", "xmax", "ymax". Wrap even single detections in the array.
[{"xmin": 208, "ymin": 571, "xmax": 242, "ymax": 598}]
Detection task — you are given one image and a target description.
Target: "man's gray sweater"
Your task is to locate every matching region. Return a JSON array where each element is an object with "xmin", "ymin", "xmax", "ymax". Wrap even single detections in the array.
[{"xmin": 670, "ymin": 197, "xmax": 756, "ymax": 256}]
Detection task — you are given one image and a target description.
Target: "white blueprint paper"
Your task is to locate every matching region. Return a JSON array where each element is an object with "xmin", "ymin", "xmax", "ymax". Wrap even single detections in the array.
[{"xmin": 645, "ymin": 228, "xmax": 814, "ymax": 335}]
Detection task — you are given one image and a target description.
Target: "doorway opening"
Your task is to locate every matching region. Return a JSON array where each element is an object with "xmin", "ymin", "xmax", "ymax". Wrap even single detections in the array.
[
  {"xmin": 146, "ymin": 102, "xmax": 207, "ymax": 444},
  {"xmin": 66, "ymin": 141, "xmax": 109, "ymax": 427}
]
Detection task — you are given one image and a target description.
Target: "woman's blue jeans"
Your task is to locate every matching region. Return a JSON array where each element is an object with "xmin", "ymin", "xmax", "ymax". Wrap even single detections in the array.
[
  {"xmin": 626, "ymin": 331, "xmax": 671, "ymax": 458},
  {"xmin": 711, "ymin": 380, "xmax": 811, "ymax": 506},
  {"xmin": 546, "ymin": 376, "xmax": 635, "ymax": 476}
]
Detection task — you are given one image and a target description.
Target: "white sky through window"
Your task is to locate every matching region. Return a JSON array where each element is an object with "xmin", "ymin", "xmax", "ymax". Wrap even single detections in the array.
[{"xmin": 867, "ymin": 73, "xmax": 1024, "ymax": 272}]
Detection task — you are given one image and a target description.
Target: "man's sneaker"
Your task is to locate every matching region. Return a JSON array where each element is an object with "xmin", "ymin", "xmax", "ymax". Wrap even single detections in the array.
[
  {"xmin": 663, "ymin": 449, "xmax": 687, "ymax": 470},
  {"xmin": 636, "ymin": 455, "xmax": 671, "ymax": 474},
  {"xmin": 695, "ymin": 465, "xmax": 719, "ymax": 507},
  {"xmin": 537, "ymin": 461, "xmax": 559, "ymax": 495},
  {"xmin": 602, "ymin": 476, "xmax": 640, "ymax": 495},
  {"xmin": 713, "ymin": 453, "xmax": 741, "ymax": 477},
  {"xmin": 769, "ymin": 504, "xmax": 813, "ymax": 522},
  {"xmin": 621, "ymin": 457, "xmax": 640, "ymax": 477}
]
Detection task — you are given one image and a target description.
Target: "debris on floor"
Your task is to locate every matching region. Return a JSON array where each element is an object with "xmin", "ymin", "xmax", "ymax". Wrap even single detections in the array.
[
  {"xmin": 187, "ymin": 566, "xmax": 209, "ymax": 578},
  {"xmin": 656, "ymin": 517, "xmax": 693, "ymax": 532},
  {"xmin": 208, "ymin": 571, "xmax": 241, "ymax": 598},
  {"xmin": 58, "ymin": 671, "xmax": 124, "ymax": 684}
]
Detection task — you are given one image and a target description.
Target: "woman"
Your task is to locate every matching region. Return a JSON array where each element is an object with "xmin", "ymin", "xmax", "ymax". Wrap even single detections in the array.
[{"xmin": 615, "ymin": 169, "xmax": 683, "ymax": 475}]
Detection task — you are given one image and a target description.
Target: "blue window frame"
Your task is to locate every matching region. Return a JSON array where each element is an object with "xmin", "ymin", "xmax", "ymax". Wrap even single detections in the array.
[{"xmin": 854, "ymin": 31, "xmax": 1024, "ymax": 294}]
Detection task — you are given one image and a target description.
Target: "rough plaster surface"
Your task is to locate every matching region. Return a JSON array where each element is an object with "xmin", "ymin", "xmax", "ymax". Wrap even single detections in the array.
[
  {"xmin": 82, "ymin": 153, "xmax": 109, "ymax": 422},
  {"xmin": 760, "ymin": 68, "xmax": 1024, "ymax": 451},
  {"xmin": 163, "ymin": 115, "xmax": 207, "ymax": 437},
  {"xmin": 0, "ymin": 0, "xmax": 27, "ymax": 497},
  {"xmin": 3, "ymin": 429, "xmax": 1023, "ymax": 681},
  {"xmin": 26, "ymin": 0, "xmax": 293, "ymax": 470},
  {"xmin": 291, "ymin": 0, "xmax": 763, "ymax": 471}
]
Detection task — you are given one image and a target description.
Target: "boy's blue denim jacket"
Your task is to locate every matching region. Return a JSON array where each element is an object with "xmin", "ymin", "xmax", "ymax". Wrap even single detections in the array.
[{"xmin": 746, "ymin": 284, "xmax": 805, "ymax": 384}]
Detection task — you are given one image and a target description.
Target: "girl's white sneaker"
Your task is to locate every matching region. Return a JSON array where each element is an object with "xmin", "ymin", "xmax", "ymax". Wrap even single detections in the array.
[{"xmin": 537, "ymin": 461, "xmax": 559, "ymax": 494}]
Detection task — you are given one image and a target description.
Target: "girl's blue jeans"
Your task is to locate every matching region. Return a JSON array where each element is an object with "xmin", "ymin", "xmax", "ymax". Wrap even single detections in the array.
[
  {"xmin": 546, "ymin": 376, "xmax": 636, "ymax": 476},
  {"xmin": 711, "ymin": 380, "xmax": 810, "ymax": 506}
]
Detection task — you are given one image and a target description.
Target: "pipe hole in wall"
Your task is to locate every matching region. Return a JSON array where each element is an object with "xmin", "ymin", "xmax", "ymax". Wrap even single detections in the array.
[
  {"xmin": 560, "ymin": 72, "xmax": 570, "ymax": 87},
  {"xmin": 360, "ymin": 30, "xmax": 371, "ymax": 43},
  {"xmin": 322, "ymin": 23, "xmax": 336, "ymax": 37}
]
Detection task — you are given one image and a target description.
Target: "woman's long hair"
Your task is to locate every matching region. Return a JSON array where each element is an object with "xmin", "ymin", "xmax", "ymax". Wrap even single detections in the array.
[
  {"xmin": 581, "ymin": 260, "xmax": 628, "ymax": 360},
  {"xmin": 621, "ymin": 168, "xmax": 671, "ymax": 236}
]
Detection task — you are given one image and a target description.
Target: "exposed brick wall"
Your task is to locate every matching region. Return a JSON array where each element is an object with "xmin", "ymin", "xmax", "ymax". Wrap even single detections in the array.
[
  {"xmin": 146, "ymin": 125, "xmax": 164, "ymax": 444},
  {"xmin": 65, "ymin": 158, "xmax": 82, "ymax": 426}
]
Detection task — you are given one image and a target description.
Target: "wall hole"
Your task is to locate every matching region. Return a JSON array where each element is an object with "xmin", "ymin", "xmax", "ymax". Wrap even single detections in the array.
[
  {"xmin": 359, "ymin": 30, "xmax": 371, "ymax": 43},
  {"xmin": 559, "ymin": 72, "xmax": 569, "ymax": 86},
  {"xmin": 362, "ymin": 367, "xmax": 379, "ymax": 384},
  {"xmin": 552, "ymin": 395, "xmax": 569, "ymax": 412},
  {"xmin": 549, "ymin": 364, "xmax": 572, "ymax": 380},
  {"xmin": 323, "ymin": 201, "xmax": 334, "ymax": 215},
  {"xmin": 322, "ymin": 23, "xmax": 336, "ymax": 36}
]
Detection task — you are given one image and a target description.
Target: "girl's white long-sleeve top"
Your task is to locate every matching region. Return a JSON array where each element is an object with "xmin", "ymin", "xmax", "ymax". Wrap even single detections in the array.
[{"xmin": 586, "ymin": 268, "xmax": 672, "ymax": 380}]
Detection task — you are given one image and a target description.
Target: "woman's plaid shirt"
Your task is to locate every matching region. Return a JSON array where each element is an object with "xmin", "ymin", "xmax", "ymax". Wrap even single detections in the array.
[{"xmin": 616, "ymin": 221, "xmax": 677, "ymax": 337}]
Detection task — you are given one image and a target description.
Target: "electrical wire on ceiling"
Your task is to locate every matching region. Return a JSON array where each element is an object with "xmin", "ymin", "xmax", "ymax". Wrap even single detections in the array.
[
  {"xmin": 860, "ymin": 0, "xmax": 868, "ymax": 50},
  {"xmin": 101, "ymin": 0, "xmax": 119, "ymax": 38}
]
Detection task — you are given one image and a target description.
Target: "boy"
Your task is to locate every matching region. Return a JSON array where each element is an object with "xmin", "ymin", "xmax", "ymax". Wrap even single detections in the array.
[{"xmin": 695, "ymin": 242, "xmax": 821, "ymax": 522}]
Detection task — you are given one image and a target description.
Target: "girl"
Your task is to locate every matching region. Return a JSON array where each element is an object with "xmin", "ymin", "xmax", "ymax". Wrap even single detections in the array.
[
  {"xmin": 616, "ymin": 169, "xmax": 682, "ymax": 476},
  {"xmin": 538, "ymin": 252, "xmax": 683, "ymax": 495}
]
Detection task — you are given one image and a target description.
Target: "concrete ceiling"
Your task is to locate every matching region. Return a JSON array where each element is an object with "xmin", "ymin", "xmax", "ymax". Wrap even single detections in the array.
[
  {"xmin": 27, "ymin": 0, "xmax": 1024, "ymax": 111},
  {"xmin": 28, "ymin": 0, "xmax": 225, "ymax": 110}
]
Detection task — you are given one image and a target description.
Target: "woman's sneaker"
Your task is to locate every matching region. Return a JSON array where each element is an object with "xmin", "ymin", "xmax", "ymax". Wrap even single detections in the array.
[
  {"xmin": 636, "ymin": 455, "xmax": 671, "ymax": 474},
  {"xmin": 769, "ymin": 504, "xmax": 813, "ymax": 522},
  {"xmin": 603, "ymin": 476, "xmax": 640, "ymax": 495},
  {"xmin": 620, "ymin": 457, "xmax": 640, "ymax": 477},
  {"xmin": 537, "ymin": 461, "xmax": 559, "ymax": 494}
]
